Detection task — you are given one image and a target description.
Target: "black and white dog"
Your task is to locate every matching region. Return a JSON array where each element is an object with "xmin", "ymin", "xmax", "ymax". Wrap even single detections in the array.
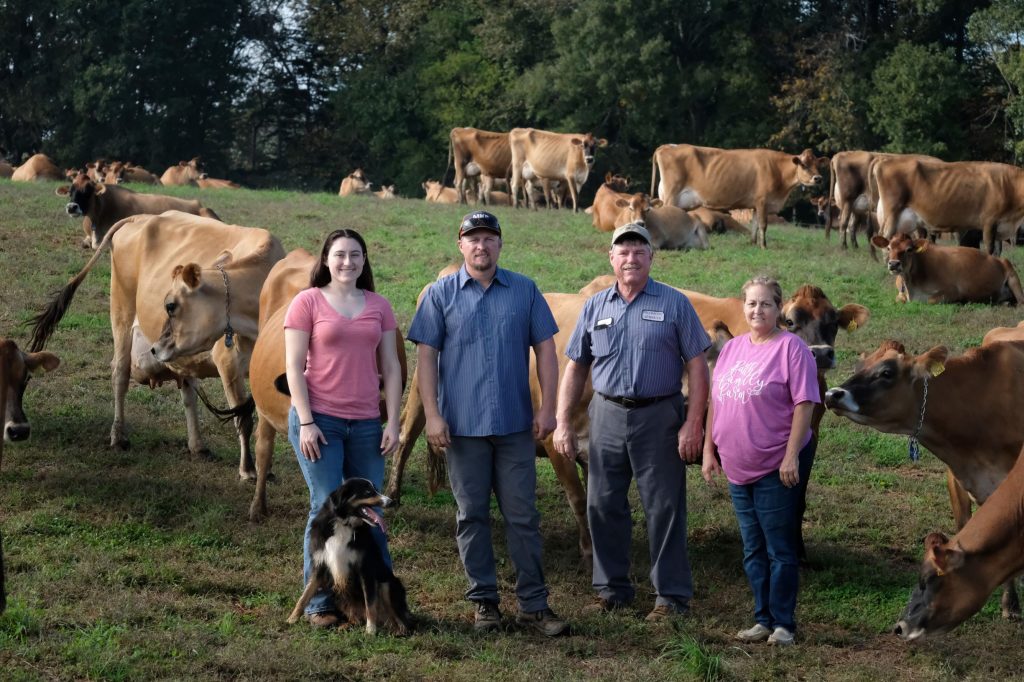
[{"xmin": 287, "ymin": 478, "xmax": 412, "ymax": 635}]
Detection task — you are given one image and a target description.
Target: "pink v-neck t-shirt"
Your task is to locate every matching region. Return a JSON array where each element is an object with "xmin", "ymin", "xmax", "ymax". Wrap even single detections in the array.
[
  {"xmin": 710, "ymin": 331, "xmax": 820, "ymax": 485},
  {"xmin": 284, "ymin": 287, "xmax": 397, "ymax": 420}
]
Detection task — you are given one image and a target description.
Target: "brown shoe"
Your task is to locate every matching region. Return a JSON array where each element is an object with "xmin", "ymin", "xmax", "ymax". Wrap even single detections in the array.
[
  {"xmin": 516, "ymin": 608, "xmax": 570, "ymax": 637},
  {"xmin": 582, "ymin": 596, "xmax": 629, "ymax": 614},
  {"xmin": 473, "ymin": 601, "xmax": 502, "ymax": 632},
  {"xmin": 307, "ymin": 612, "xmax": 340, "ymax": 628},
  {"xmin": 645, "ymin": 604, "xmax": 686, "ymax": 622}
]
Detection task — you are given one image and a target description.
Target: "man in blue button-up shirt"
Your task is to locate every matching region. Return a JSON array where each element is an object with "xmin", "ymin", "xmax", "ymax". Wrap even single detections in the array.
[
  {"xmin": 554, "ymin": 223, "xmax": 710, "ymax": 622},
  {"xmin": 407, "ymin": 211, "xmax": 568, "ymax": 636}
]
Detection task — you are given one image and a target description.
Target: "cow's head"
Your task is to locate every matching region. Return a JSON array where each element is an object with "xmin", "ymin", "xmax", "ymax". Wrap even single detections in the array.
[
  {"xmin": 604, "ymin": 172, "xmax": 630, "ymax": 192},
  {"xmin": 104, "ymin": 161, "xmax": 125, "ymax": 185},
  {"xmin": 781, "ymin": 285, "xmax": 869, "ymax": 370},
  {"xmin": 152, "ymin": 254, "xmax": 234, "ymax": 361},
  {"xmin": 814, "ymin": 196, "xmax": 832, "ymax": 222},
  {"xmin": 573, "ymin": 134, "xmax": 608, "ymax": 168},
  {"xmin": 893, "ymin": 532, "xmax": 986, "ymax": 641},
  {"xmin": 56, "ymin": 172, "xmax": 107, "ymax": 220},
  {"xmin": 824, "ymin": 340, "xmax": 948, "ymax": 429},
  {"xmin": 615, "ymin": 193, "xmax": 661, "ymax": 225},
  {"xmin": 792, "ymin": 149, "xmax": 827, "ymax": 187},
  {"xmin": 1, "ymin": 338, "xmax": 60, "ymax": 444},
  {"xmin": 871, "ymin": 234, "xmax": 927, "ymax": 275}
]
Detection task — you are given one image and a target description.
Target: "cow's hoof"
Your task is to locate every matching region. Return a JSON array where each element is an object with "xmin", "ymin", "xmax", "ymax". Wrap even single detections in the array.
[
  {"xmin": 194, "ymin": 447, "xmax": 216, "ymax": 461},
  {"xmin": 110, "ymin": 438, "xmax": 130, "ymax": 450},
  {"xmin": 248, "ymin": 504, "xmax": 268, "ymax": 523},
  {"xmin": 238, "ymin": 468, "xmax": 257, "ymax": 481}
]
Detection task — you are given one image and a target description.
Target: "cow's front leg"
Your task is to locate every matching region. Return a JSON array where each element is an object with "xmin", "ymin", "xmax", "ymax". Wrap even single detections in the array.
[
  {"xmin": 180, "ymin": 376, "xmax": 214, "ymax": 460},
  {"xmin": 109, "ymin": 285, "xmax": 134, "ymax": 450},
  {"xmin": 213, "ymin": 340, "xmax": 255, "ymax": 480}
]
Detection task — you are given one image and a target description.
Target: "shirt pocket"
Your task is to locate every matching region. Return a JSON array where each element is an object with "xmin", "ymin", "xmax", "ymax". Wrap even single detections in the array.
[
  {"xmin": 590, "ymin": 326, "xmax": 613, "ymax": 357},
  {"xmin": 445, "ymin": 309, "xmax": 479, "ymax": 346},
  {"xmin": 638, "ymin": 319, "xmax": 675, "ymax": 352}
]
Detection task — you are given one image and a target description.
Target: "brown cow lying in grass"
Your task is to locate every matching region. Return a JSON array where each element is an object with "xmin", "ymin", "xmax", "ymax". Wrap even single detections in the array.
[{"xmin": 872, "ymin": 234, "xmax": 1024, "ymax": 305}]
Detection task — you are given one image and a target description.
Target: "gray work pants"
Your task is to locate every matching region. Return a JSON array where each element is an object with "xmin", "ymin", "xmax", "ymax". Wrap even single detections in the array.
[
  {"xmin": 445, "ymin": 430, "xmax": 550, "ymax": 612},
  {"xmin": 588, "ymin": 393, "xmax": 693, "ymax": 610}
]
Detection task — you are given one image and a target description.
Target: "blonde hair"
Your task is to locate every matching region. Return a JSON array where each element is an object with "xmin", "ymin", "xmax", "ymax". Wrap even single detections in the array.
[{"xmin": 740, "ymin": 276, "xmax": 783, "ymax": 308}]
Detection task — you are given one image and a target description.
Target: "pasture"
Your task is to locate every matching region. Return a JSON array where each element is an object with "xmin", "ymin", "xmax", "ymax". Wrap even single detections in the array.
[{"xmin": 1, "ymin": 178, "xmax": 1023, "ymax": 681}]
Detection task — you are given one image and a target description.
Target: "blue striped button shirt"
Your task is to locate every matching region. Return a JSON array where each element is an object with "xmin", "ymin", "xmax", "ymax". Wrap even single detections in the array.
[
  {"xmin": 407, "ymin": 265, "xmax": 558, "ymax": 437},
  {"xmin": 565, "ymin": 278, "xmax": 710, "ymax": 398}
]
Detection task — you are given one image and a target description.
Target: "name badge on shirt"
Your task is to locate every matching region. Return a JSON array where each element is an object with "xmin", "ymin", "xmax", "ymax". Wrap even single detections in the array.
[
  {"xmin": 595, "ymin": 317, "xmax": 613, "ymax": 329},
  {"xmin": 642, "ymin": 310, "xmax": 665, "ymax": 322}
]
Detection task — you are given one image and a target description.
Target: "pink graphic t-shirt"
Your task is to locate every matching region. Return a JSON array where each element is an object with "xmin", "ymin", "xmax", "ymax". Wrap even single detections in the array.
[
  {"xmin": 710, "ymin": 330, "xmax": 820, "ymax": 485},
  {"xmin": 283, "ymin": 287, "xmax": 397, "ymax": 420}
]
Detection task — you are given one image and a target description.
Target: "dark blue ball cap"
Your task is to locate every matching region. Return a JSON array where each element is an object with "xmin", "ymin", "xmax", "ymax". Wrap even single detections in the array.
[{"xmin": 459, "ymin": 211, "xmax": 502, "ymax": 237}]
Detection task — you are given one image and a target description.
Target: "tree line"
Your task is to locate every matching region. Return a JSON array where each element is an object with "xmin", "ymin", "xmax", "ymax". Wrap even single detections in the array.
[{"xmin": 1, "ymin": 0, "xmax": 1022, "ymax": 199}]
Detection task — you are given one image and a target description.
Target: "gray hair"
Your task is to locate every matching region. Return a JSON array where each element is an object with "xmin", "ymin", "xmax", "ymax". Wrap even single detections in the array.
[{"xmin": 740, "ymin": 276, "xmax": 783, "ymax": 309}]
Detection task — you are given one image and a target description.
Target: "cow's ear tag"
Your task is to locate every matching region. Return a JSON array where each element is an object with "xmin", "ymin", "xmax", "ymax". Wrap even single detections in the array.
[
  {"xmin": 929, "ymin": 362, "xmax": 945, "ymax": 377},
  {"xmin": 915, "ymin": 244, "xmax": 926, "ymax": 253},
  {"xmin": 847, "ymin": 321, "xmax": 857, "ymax": 332}
]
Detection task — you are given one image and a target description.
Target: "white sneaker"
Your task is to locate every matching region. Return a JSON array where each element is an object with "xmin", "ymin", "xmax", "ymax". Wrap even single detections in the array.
[
  {"xmin": 735, "ymin": 623, "xmax": 772, "ymax": 642},
  {"xmin": 768, "ymin": 626, "xmax": 795, "ymax": 645}
]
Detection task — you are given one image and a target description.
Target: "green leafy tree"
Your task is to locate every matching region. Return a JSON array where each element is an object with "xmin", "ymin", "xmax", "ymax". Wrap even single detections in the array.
[
  {"xmin": 868, "ymin": 41, "xmax": 967, "ymax": 157},
  {"xmin": 968, "ymin": 0, "xmax": 1024, "ymax": 162}
]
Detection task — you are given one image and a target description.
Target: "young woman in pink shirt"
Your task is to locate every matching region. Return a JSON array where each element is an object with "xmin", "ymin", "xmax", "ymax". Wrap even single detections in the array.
[
  {"xmin": 701, "ymin": 276, "xmax": 820, "ymax": 646},
  {"xmin": 284, "ymin": 228, "xmax": 403, "ymax": 628}
]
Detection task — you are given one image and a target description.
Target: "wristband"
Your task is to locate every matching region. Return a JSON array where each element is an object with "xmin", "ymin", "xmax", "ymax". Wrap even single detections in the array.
[{"xmin": 300, "ymin": 421, "xmax": 315, "ymax": 427}]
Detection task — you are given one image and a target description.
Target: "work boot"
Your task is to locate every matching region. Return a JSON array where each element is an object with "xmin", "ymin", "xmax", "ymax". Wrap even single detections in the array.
[
  {"xmin": 735, "ymin": 623, "xmax": 772, "ymax": 642},
  {"xmin": 516, "ymin": 607, "xmax": 570, "ymax": 637},
  {"xmin": 582, "ymin": 596, "xmax": 628, "ymax": 614},
  {"xmin": 644, "ymin": 603, "xmax": 686, "ymax": 622},
  {"xmin": 473, "ymin": 601, "xmax": 501, "ymax": 633}
]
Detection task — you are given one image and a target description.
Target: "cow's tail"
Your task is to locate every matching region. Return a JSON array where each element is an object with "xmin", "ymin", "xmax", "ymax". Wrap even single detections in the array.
[
  {"xmin": 444, "ymin": 131, "xmax": 454, "ymax": 186},
  {"xmin": 825, "ymin": 156, "xmax": 837, "ymax": 240},
  {"xmin": 194, "ymin": 383, "xmax": 256, "ymax": 424},
  {"xmin": 650, "ymin": 148, "xmax": 660, "ymax": 199},
  {"xmin": 1002, "ymin": 259, "xmax": 1024, "ymax": 305},
  {"xmin": 866, "ymin": 162, "xmax": 881, "ymax": 262},
  {"xmin": 27, "ymin": 215, "xmax": 137, "ymax": 352}
]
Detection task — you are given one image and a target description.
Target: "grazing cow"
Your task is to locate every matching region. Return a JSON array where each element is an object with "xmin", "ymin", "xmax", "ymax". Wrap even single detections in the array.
[
  {"xmin": 373, "ymin": 185, "xmax": 397, "ymax": 199},
  {"xmin": 590, "ymin": 173, "xmax": 632, "ymax": 232},
  {"xmin": 248, "ymin": 250, "xmax": 407, "ymax": 520},
  {"xmin": 449, "ymin": 127, "xmax": 512, "ymax": 205},
  {"xmin": 509, "ymin": 128, "xmax": 607, "ymax": 213},
  {"xmin": 160, "ymin": 157, "xmax": 206, "ymax": 186},
  {"xmin": 57, "ymin": 172, "xmax": 220, "ymax": 249},
  {"xmin": 198, "ymin": 177, "xmax": 242, "ymax": 189},
  {"xmin": 0, "ymin": 338, "xmax": 60, "ymax": 613},
  {"xmin": 982, "ymin": 320, "xmax": 1024, "ymax": 346},
  {"xmin": 28, "ymin": 211, "xmax": 286, "ymax": 482},
  {"xmin": 11, "ymin": 153, "xmax": 64, "ymax": 182},
  {"xmin": 651, "ymin": 145, "xmax": 826, "ymax": 248},
  {"xmin": 613, "ymin": 193, "xmax": 709, "ymax": 250},
  {"xmin": 824, "ymin": 339, "xmax": 1024, "ymax": 617},
  {"xmin": 894, "ymin": 443, "xmax": 1024, "ymax": 641},
  {"xmin": 688, "ymin": 207, "xmax": 750, "ymax": 236},
  {"xmin": 339, "ymin": 169, "xmax": 373, "ymax": 196},
  {"xmin": 871, "ymin": 234, "xmax": 1024, "ymax": 305},
  {"xmin": 422, "ymin": 180, "xmax": 459, "ymax": 204},
  {"xmin": 872, "ymin": 156, "xmax": 1024, "ymax": 255}
]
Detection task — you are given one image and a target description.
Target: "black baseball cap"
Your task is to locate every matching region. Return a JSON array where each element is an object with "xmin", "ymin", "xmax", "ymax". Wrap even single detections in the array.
[{"xmin": 459, "ymin": 211, "xmax": 502, "ymax": 238}]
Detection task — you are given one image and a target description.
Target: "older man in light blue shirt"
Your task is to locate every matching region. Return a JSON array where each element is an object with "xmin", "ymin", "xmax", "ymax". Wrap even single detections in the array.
[{"xmin": 407, "ymin": 210, "xmax": 568, "ymax": 636}]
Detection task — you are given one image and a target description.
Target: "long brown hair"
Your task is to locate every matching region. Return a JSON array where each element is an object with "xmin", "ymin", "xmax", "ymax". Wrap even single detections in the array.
[{"xmin": 309, "ymin": 229, "xmax": 375, "ymax": 292}]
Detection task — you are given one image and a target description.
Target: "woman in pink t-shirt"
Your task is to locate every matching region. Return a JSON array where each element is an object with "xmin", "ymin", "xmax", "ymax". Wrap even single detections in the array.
[
  {"xmin": 701, "ymin": 277, "xmax": 820, "ymax": 647},
  {"xmin": 283, "ymin": 228, "xmax": 403, "ymax": 628}
]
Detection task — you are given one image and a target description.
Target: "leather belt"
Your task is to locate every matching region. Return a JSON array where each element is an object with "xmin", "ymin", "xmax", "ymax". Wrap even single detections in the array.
[{"xmin": 597, "ymin": 392, "xmax": 675, "ymax": 409}]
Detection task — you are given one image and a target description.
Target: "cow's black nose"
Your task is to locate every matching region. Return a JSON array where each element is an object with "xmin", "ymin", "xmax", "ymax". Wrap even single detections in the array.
[{"xmin": 6, "ymin": 423, "xmax": 30, "ymax": 441}]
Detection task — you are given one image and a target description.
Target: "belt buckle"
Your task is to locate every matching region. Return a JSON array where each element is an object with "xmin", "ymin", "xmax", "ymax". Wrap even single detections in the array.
[{"xmin": 621, "ymin": 396, "xmax": 638, "ymax": 409}]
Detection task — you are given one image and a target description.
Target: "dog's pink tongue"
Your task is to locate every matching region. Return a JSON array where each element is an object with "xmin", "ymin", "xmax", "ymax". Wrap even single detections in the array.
[{"xmin": 363, "ymin": 507, "xmax": 389, "ymax": 536}]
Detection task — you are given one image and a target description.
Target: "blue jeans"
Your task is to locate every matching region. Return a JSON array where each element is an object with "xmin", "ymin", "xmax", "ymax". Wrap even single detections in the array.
[
  {"xmin": 288, "ymin": 407, "xmax": 390, "ymax": 616},
  {"xmin": 727, "ymin": 440, "xmax": 814, "ymax": 632}
]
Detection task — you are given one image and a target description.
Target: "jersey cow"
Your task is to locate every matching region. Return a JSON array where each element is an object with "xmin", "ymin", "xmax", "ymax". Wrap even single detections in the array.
[
  {"xmin": 57, "ymin": 172, "xmax": 221, "ymax": 249},
  {"xmin": 198, "ymin": 177, "xmax": 242, "ymax": 189},
  {"xmin": 0, "ymin": 338, "xmax": 59, "ymax": 613},
  {"xmin": 651, "ymin": 145, "xmax": 826, "ymax": 248},
  {"xmin": 29, "ymin": 211, "xmax": 286, "ymax": 485},
  {"xmin": 449, "ymin": 127, "xmax": 512, "ymax": 205},
  {"xmin": 613, "ymin": 193, "xmax": 709, "ymax": 250},
  {"xmin": 160, "ymin": 157, "xmax": 206, "ymax": 186},
  {"xmin": 338, "ymin": 169, "xmax": 372, "ymax": 196},
  {"xmin": 872, "ymin": 234, "xmax": 1024, "ymax": 305},
  {"xmin": 824, "ymin": 339, "xmax": 1024, "ymax": 617},
  {"xmin": 105, "ymin": 161, "xmax": 162, "ymax": 185},
  {"xmin": 422, "ymin": 180, "xmax": 459, "ymax": 204},
  {"xmin": 248, "ymin": 250, "xmax": 407, "ymax": 521},
  {"xmin": 589, "ymin": 173, "xmax": 632, "ymax": 232},
  {"xmin": 509, "ymin": 128, "xmax": 607, "ymax": 213},
  {"xmin": 894, "ymin": 443, "xmax": 1024, "ymax": 641},
  {"xmin": 11, "ymin": 153, "xmax": 64, "ymax": 182},
  {"xmin": 872, "ymin": 156, "xmax": 1024, "ymax": 256}
]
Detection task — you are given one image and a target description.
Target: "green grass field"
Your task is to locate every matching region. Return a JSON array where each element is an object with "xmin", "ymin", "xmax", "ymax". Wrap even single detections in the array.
[{"xmin": 1, "ymin": 179, "xmax": 1022, "ymax": 681}]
